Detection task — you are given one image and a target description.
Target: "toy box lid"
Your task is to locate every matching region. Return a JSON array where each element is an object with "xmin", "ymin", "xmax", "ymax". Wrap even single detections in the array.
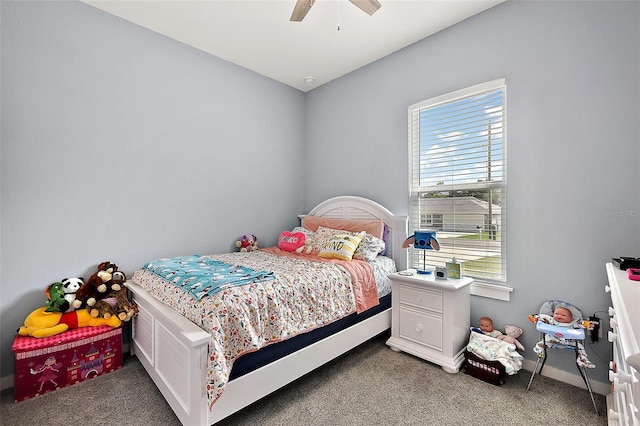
[{"xmin": 12, "ymin": 325, "xmax": 118, "ymax": 353}]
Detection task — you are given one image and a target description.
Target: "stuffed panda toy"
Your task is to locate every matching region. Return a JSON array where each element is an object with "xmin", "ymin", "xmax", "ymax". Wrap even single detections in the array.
[{"xmin": 60, "ymin": 277, "xmax": 84, "ymax": 312}]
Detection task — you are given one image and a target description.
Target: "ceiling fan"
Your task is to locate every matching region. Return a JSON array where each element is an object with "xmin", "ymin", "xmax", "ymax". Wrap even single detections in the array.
[{"xmin": 290, "ymin": 0, "xmax": 382, "ymax": 22}]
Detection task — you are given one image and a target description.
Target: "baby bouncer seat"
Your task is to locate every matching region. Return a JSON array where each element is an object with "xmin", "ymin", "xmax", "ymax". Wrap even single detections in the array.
[{"xmin": 525, "ymin": 300, "xmax": 599, "ymax": 414}]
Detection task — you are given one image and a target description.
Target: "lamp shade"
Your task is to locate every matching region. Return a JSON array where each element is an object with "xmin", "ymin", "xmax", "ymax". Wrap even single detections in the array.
[{"xmin": 402, "ymin": 230, "xmax": 440, "ymax": 251}]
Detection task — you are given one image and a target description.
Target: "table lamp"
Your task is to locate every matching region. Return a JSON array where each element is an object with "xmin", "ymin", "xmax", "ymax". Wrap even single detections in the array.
[{"xmin": 402, "ymin": 230, "xmax": 440, "ymax": 274}]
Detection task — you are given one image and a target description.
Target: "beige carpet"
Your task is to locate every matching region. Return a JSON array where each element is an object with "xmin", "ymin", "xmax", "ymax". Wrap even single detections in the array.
[{"xmin": 1, "ymin": 332, "xmax": 606, "ymax": 425}]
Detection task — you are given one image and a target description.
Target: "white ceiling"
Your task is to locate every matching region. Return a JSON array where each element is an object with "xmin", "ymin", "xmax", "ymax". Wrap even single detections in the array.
[{"xmin": 83, "ymin": 0, "xmax": 505, "ymax": 92}]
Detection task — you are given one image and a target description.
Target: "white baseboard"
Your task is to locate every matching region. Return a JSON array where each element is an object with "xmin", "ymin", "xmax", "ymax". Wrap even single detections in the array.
[{"xmin": 522, "ymin": 358, "xmax": 610, "ymax": 396}]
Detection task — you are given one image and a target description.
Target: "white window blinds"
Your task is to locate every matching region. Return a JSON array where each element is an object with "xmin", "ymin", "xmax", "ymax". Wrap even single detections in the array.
[{"xmin": 408, "ymin": 79, "xmax": 507, "ymax": 284}]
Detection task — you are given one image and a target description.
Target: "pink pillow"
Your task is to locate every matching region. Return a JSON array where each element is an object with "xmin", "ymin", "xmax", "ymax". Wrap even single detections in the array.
[
  {"xmin": 301, "ymin": 216, "xmax": 384, "ymax": 239},
  {"xmin": 278, "ymin": 231, "xmax": 306, "ymax": 252}
]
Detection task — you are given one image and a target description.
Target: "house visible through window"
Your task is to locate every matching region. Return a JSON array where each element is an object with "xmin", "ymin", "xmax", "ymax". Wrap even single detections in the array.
[{"xmin": 408, "ymin": 79, "xmax": 507, "ymax": 284}]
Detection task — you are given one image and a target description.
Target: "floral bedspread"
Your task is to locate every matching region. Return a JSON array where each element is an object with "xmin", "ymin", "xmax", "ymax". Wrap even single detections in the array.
[{"xmin": 131, "ymin": 250, "xmax": 394, "ymax": 410}]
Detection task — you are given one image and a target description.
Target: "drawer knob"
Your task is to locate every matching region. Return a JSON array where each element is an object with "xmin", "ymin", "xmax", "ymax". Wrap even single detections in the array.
[
  {"xmin": 608, "ymin": 331, "xmax": 617, "ymax": 343},
  {"xmin": 415, "ymin": 324, "xmax": 423, "ymax": 332},
  {"xmin": 608, "ymin": 306, "xmax": 615, "ymax": 316},
  {"xmin": 604, "ymin": 285, "xmax": 611, "ymax": 293},
  {"xmin": 610, "ymin": 318, "xmax": 617, "ymax": 329},
  {"xmin": 615, "ymin": 371, "xmax": 633, "ymax": 384},
  {"xmin": 608, "ymin": 409, "xmax": 619, "ymax": 420},
  {"xmin": 609, "ymin": 361, "xmax": 617, "ymax": 372}
]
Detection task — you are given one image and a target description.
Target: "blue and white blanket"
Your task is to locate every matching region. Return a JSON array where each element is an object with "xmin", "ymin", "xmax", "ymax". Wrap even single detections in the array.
[{"xmin": 142, "ymin": 255, "xmax": 274, "ymax": 301}]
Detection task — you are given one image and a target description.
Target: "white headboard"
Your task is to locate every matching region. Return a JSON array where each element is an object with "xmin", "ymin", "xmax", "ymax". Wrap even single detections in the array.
[{"xmin": 304, "ymin": 196, "xmax": 408, "ymax": 271}]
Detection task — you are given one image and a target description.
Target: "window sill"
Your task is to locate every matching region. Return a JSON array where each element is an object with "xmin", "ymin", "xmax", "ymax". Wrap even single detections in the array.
[{"xmin": 470, "ymin": 281, "xmax": 513, "ymax": 301}]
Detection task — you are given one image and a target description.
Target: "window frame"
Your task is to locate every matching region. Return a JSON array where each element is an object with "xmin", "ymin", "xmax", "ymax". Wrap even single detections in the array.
[{"xmin": 408, "ymin": 78, "xmax": 511, "ymax": 299}]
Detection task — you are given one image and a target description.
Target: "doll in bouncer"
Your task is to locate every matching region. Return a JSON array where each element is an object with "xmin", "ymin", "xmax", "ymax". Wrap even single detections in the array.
[
  {"xmin": 531, "ymin": 301, "xmax": 595, "ymax": 369},
  {"xmin": 551, "ymin": 306, "xmax": 573, "ymax": 324}
]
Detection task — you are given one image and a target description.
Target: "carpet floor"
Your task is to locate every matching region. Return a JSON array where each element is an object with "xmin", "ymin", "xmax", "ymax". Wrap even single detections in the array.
[{"xmin": 1, "ymin": 332, "xmax": 607, "ymax": 425}]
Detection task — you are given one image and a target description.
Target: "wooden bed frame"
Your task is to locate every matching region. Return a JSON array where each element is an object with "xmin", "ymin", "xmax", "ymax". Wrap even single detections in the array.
[{"xmin": 127, "ymin": 196, "xmax": 407, "ymax": 425}]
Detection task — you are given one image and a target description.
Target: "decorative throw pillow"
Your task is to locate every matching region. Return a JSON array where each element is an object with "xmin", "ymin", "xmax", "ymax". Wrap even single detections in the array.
[
  {"xmin": 291, "ymin": 227, "xmax": 317, "ymax": 252},
  {"xmin": 379, "ymin": 224, "xmax": 390, "ymax": 256},
  {"xmin": 353, "ymin": 234, "xmax": 386, "ymax": 262},
  {"xmin": 313, "ymin": 226, "xmax": 346, "ymax": 252},
  {"xmin": 292, "ymin": 226, "xmax": 315, "ymax": 240},
  {"xmin": 318, "ymin": 232, "xmax": 365, "ymax": 261},
  {"xmin": 278, "ymin": 231, "xmax": 306, "ymax": 252},
  {"xmin": 314, "ymin": 226, "xmax": 385, "ymax": 261},
  {"xmin": 301, "ymin": 216, "xmax": 385, "ymax": 239}
]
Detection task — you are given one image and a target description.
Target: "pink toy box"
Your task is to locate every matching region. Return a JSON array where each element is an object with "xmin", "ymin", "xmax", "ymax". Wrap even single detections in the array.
[{"xmin": 12, "ymin": 325, "xmax": 122, "ymax": 402}]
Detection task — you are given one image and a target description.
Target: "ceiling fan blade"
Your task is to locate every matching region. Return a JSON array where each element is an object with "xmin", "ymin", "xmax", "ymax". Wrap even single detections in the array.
[
  {"xmin": 349, "ymin": 0, "xmax": 382, "ymax": 16},
  {"xmin": 290, "ymin": 0, "xmax": 316, "ymax": 22}
]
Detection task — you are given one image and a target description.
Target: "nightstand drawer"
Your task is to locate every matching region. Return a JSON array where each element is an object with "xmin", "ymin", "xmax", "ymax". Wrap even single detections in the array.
[
  {"xmin": 398, "ymin": 307, "xmax": 443, "ymax": 351},
  {"xmin": 398, "ymin": 284, "xmax": 443, "ymax": 313}
]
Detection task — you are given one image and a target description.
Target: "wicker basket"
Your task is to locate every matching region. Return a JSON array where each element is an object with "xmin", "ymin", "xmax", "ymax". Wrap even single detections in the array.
[{"xmin": 463, "ymin": 350, "xmax": 506, "ymax": 386}]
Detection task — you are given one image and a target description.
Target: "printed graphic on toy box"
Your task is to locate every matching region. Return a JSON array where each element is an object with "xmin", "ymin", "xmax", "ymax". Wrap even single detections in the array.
[{"xmin": 13, "ymin": 328, "xmax": 122, "ymax": 401}]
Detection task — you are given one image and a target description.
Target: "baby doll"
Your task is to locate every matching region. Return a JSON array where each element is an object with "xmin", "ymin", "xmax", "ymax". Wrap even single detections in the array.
[
  {"xmin": 476, "ymin": 316, "xmax": 504, "ymax": 338},
  {"xmin": 553, "ymin": 306, "xmax": 574, "ymax": 325},
  {"xmin": 539, "ymin": 306, "xmax": 577, "ymax": 327}
]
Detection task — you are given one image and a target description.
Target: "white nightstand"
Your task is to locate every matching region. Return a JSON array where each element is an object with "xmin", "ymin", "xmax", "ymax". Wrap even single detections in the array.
[{"xmin": 386, "ymin": 270, "xmax": 473, "ymax": 373}]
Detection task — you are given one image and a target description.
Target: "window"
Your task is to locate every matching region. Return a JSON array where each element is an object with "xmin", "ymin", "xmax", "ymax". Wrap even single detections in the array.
[{"xmin": 408, "ymin": 79, "xmax": 507, "ymax": 285}]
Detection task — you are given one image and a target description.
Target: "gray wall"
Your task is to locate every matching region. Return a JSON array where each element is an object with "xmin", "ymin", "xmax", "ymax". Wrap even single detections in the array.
[
  {"xmin": 2, "ymin": 0, "xmax": 639, "ymax": 388},
  {"xmin": 304, "ymin": 0, "xmax": 640, "ymax": 383},
  {"xmin": 0, "ymin": 1, "xmax": 305, "ymax": 379}
]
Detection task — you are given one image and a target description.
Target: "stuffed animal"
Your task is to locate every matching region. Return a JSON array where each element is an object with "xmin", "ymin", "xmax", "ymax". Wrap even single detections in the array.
[
  {"xmin": 44, "ymin": 282, "xmax": 67, "ymax": 313},
  {"xmin": 498, "ymin": 324, "xmax": 525, "ymax": 351},
  {"xmin": 74, "ymin": 274, "xmax": 106, "ymax": 309},
  {"xmin": 235, "ymin": 234, "xmax": 259, "ymax": 252},
  {"xmin": 295, "ymin": 241, "xmax": 313, "ymax": 255},
  {"xmin": 45, "ymin": 278, "xmax": 85, "ymax": 313},
  {"xmin": 17, "ymin": 306, "xmax": 121, "ymax": 338},
  {"xmin": 114, "ymin": 284, "xmax": 138, "ymax": 321},
  {"xmin": 88, "ymin": 280, "xmax": 119, "ymax": 320},
  {"xmin": 278, "ymin": 231, "xmax": 313, "ymax": 254},
  {"xmin": 89, "ymin": 270, "xmax": 137, "ymax": 322},
  {"xmin": 74, "ymin": 261, "xmax": 118, "ymax": 308},
  {"xmin": 95, "ymin": 261, "xmax": 118, "ymax": 283},
  {"xmin": 60, "ymin": 277, "xmax": 84, "ymax": 312},
  {"xmin": 111, "ymin": 270, "xmax": 126, "ymax": 286}
]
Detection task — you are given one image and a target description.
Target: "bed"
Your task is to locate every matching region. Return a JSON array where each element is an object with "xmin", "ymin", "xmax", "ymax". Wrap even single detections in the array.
[{"xmin": 126, "ymin": 196, "xmax": 407, "ymax": 425}]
